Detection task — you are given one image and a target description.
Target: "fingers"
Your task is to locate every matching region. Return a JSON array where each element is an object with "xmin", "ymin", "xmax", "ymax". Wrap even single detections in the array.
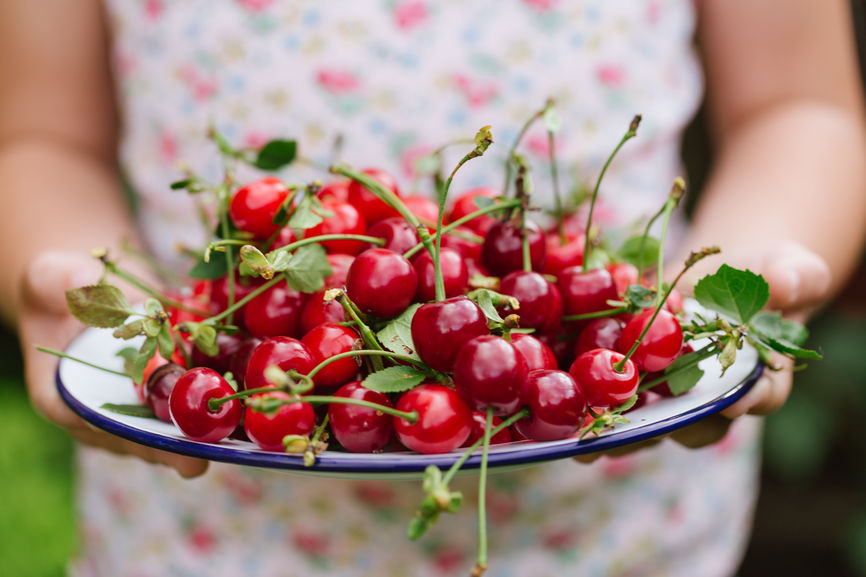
[
  {"xmin": 21, "ymin": 250, "xmax": 103, "ymax": 313},
  {"xmin": 721, "ymin": 357, "xmax": 794, "ymax": 418},
  {"xmin": 573, "ymin": 437, "xmax": 662, "ymax": 463},
  {"xmin": 760, "ymin": 242, "xmax": 830, "ymax": 313},
  {"xmin": 668, "ymin": 414, "xmax": 732, "ymax": 448}
]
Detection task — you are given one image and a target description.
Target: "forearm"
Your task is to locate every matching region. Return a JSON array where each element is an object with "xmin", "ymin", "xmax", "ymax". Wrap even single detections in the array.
[
  {"xmin": 0, "ymin": 138, "xmax": 137, "ymax": 328},
  {"xmin": 684, "ymin": 100, "xmax": 866, "ymax": 301}
]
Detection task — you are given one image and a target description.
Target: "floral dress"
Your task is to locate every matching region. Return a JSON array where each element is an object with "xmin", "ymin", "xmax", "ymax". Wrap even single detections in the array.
[{"xmin": 70, "ymin": 1, "xmax": 762, "ymax": 576}]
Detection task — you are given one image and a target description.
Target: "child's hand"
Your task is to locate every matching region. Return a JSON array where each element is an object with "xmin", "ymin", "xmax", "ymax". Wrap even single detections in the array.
[{"xmin": 18, "ymin": 251, "xmax": 209, "ymax": 479}]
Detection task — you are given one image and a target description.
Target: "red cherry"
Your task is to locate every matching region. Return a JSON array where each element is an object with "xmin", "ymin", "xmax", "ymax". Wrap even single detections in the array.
[
  {"xmin": 448, "ymin": 187, "xmax": 501, "ymax": 235},
  {"xmin": 345, "ymin": 248, "xmax": 417, "ymax": 318},
  {"xmin": 229, "ymin": 177, "xmax": 291, "ymax": 239},
  {"xmin": 269, "ymin": 226, "xmax": 297, "ymax": 251},
  {"xmin": 607, "ymin": 262, "xmax": 640, "ymax": 296},
  {"xmin": 543, "ymin": 234, "xmax": 584, "ymax": 278},
  {"xmin": 575, "ymin": 317, "xmax": 625, "ymax": 358},
  {"xmin": 301, "ymin": 322, "xmax": 361, "ymax": 390},
  {"xmin": 514, "ymin": 369, "xmax": 587, "ymax": 441},
  {"xmin": 191, "ymin": 332, "xmax": 248, "ymax": 376},
  {"xmin": 365, "ymin": 216, "xmax": 420, "ymax": 254},
  {"xmin": 300, "ymin": 290, "xmax": 347, "ymax": 334},
  {"xmin": 210, "ymin": 273, "xmax": 264, "ymax": 329},
  {"xmin": 618, "ymin": 309, "xmax": 684, "ymax": 373},
  {"xmin": 411, "ymin": 296, "xmax": 489, "ymax": 372},
  {"xmin": 243, "ymin": 282, "xmax": 307, "ymax": 338},
  {"xmin": 403, "ymin": 195, "xmax": 440, "ymax": 226},
  {"xmin": 328, "ymin": 381, "xmax": 394, "ymax": 453},
  {"xmin": 325, "ymin": 253, "xmax": 355, "ymax": 289},
  {"xmin": 394, "ymin": 384, "xmax": 472, "ymax": 454},
  {"xmin": 647, "ymin": 343, "xmax": 695, "ymax": 397},
  {"xmin": 145, "ymin": 363, "xmax": 185, "ymax": 423},
  {"xmin": 498, "ymin": 270, "xmax": 562, "ymax": 331},
  {"xmin": 304, "ymin": 199, "xmax": 367, "ymax": 255},
  {"xmin": 168, "ymin": 367, "xmax": 242, "ymax": 443},
  {"xmin": 462, "ymin": 410, "xmax": 512, "ymax": 446},
  {"xmin": 568, "ymin": 348, "xmax": 639, "ymax": 408},
  {"xmin": 557, "ymin": 267, "xmax": 618, "ymax": 317},
  {"xmin": 244, "ymin": 391, "xmax": 316, "ymax": 452},
  {"xmin": 412, "ymin": 247, "xmax": 469, "ymax": 302},
  {"xmin": 510, "ymin": 333, "xmax": 558, "ymax": 371},
  {"xmin": 316, "ymin": 180, "xmax": 350, "ymax": 203},
  {"xmin": 440, "ymin": 227, "xmax": 484, "ymax": 262},
  {"xmin": 453, "ymin": 335, "xmax": 528, "ymax": 416},
  {"xmin": 346, "ymin": 168, "xmax": 402, "ymax": 224},
  {"xmin": 244, "ymin": 337, "xmax": 317, "ymax": 391},
  {"xmin": 481, "ymin": 220, "xmax": 546, "ymax": 277}
]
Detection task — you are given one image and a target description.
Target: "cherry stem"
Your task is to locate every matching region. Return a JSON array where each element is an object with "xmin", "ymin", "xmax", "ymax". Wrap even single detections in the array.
[
  {"xmin": 335, "ymin": 292, "xmax": 386, "ymax": 372},
  {"xmin": 35, "ymin": 345, "xmax": 133, "ymax": 379},
  {"xmin": 547, "ymin": 125, "xmax": 565, "ymax": 244},
  {"xmin": 267, "ymin": 234, "xmax": 385, "ymax": 257},
  {"xmin": 503, "ymin": 105, "xmax": 547, "ymax": 197},
  {"xmin": 204, "ymin": 274, "xmax": 285, "ymax": 325},
  {"xmin": 304, "ymin": 413, "xmax": 330, "ymax": 467},
  {"xmin": 654, "ymin": 179, "xmax": 685, "ymax": 309},
  {"xmin": 441, "ymin": 407, "xmax": 529, "ymax": 486},
  {"xmin": 475, "ymin": 407, "xmax": 494, "ymax": 576},
  {"xmin": 402, "ymin": 199, "xmax": 520, "ymax": 259},
  {"xmin": 217, "ymin": 181, "xmax": 238, "ymax": 325},
  {"xmin": 637, "ymin": 343, "xmax": 719, "ymax": 392},
  {"xmin": 561, "ymin": 305, "xmax": 629, "ymax": 323},
  {"xmin": 208, "ymin": 385, "xmax": 285, "ymax": 411},
  {"xmin": 251, "ymin": 394, "xmax": 419, "ymax": 423},
  {"xmin": 582, "ymin": 115, "xmax": 641, "ymax": 272},
  {"xmin": 99, "ymin": 258, "xmax": 211, "ymax": 318},
  {"xmin": 306, "ymin": 349, "xmax": 431, "ymax": 381}
]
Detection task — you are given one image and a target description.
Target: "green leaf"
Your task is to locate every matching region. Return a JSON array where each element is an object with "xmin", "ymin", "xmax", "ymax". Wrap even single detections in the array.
[
  {"xmin": 749, "ymin": 311, "xmax": 810, "ymax": 346},
  {"xmin": 362, "ymin": 366, "xmax": 427, "ymax": 394},
  {"xmin": 112, "ymin": 319, "xmax": 144, "ymax": 340},
  {"xmin": 377, "ymin": 303, "xmax": 422, "ymax": 360},
  {"xmin": 616, "ymin": 235, "xmax": 659, "ymax": 270},
  {"xmin": 473, "ymin": 196, "xmax": 496, "ymax": 210},
  {"xmin": 170, "ymin": 179, "xmax": 193, "ymax": 190},
  {"xmin": 116, "ymin": 347, "xmax": 138, "ymax": 376},
  {"xmin": 187, "ymin": 250, "xmax": 229, "ymax": 280},
  {"xmin": 752, "ymin": 335, "xmax": 823, "ymax": 360},
  {"xmin": 100, "ymin": 403, "xmax": 156, "ymax": 419},
  {"xmin": 287, "ymin": 194, "xmax": 324, "ymax": 230},
  {"xmin": 65, "ymin": 285, "xmax": 134, "ymax": 328},
  {"xmin": 467, "ymin": 288, "xmax": 510, "ymax": 324},
  {"xmin": 142, "ymin": 317, "xmax": 162, "ymax": 338},
  {"xmin": 663, "ymin": 350, "xmax": 706, "ymax": 395},
  {"xmin": 156, "ymin": 323, "xmax": 175, "ymax": 361},
  {"xmin": 144, "ymin": 298, "xmax": 164, "ymax": 317},
  {"xmin": 252, "ymin": 139, "xmax": 297, "ymax": 170},
  {"xmin": 624, "ymin": 284, "xmax": 656, "ymax": 309},
  {"xmin": 190, "ymin": 324, "xmax": 219, "ymax": 357},
  {"xmin": 211, "ymin": 128, "xmax": 237, "ymax": 158},
  {"xmin": 278, "ymin": 244, "xmax": 333, "ymax": 293},
  {"xmin": 693, "ymin": 264, "xmax": 769, "ymax": 325},
  {"xmin": 131, "ymin": 337, "xmax": 158, "ymax": 384}
]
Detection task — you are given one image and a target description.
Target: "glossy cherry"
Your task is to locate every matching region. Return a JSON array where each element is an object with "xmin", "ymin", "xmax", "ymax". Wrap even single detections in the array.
[
  {"xmin": 145, "ymin": 362, "xmax": 185, "ymax": 423},
  {"xmin": 328, "ymin": 381, "xmax": 394, "ymax": 453},
  {"xmin": 448, "ymin": 187, "xmax": 501, "ymax": 235},
  {"xmin": 410, "ymin": 296, "xmax": 488, "ymax": 372},
  {"xmin": 316, "ymin": 180, "xmax": 350, "ymax": 203},
  {"xmin": 244, "ymin": 391, "xmax": 316, "ymax": 452},
  {"xmin": 324, "ymin": 253, "xmax": 355, "ymax": 288},
  {"xmin": 304, "ymin": 199, "xmax": 367, "ymax": 255},
  {"xmin": 575, "ymin": 317, "xmax": 625, "ymax": 358},
  {"xmin": 191, "ymin": 332, "xmax": 248, "ymax": 376},
  {"xmin": 557, "ymin": 266, "xmax": 618, "ymax": 318},
  {"xmin": 543, "ymin": 234, "xmax": 584, "ymax": 278},
  {"xmin": 412, "ymin": 246, "xmax": 469, "ymax": 302},
  {"xmin": 453, "ymin": 335, "xmax": 528, "ymax": 416},
  {"xmin": 210, "ymin": 273, "xmax": 264, "ymax": 328},
  {"xmin": 243, "ymin": 282, "xmax": 307, "ymax": 338},
  {"xmin": 403, "ymin": 195, "xmax": 440, "ymax": 226},
  {"xmin": 345, "ymin": 248, "xmax": 417, "ymax": 318},
  {"xmin": 510, "ymin": 333, "xmax": 558, "ymax": 371},
  {"xmin": 394, "ymin": 384, "xmax": 472, "ymax": 454},
  {"xmin": 300, "ymin": 290, "xmax": 346, "ymax": 334},
  {"xmin": 618, "ymin": 309, "xmax": 684, "ymax": 373},
  {"xmin": 365, "ymin": 216, "xmax": 419, "ymax": 254},
  {"xmin": 568, "ymin": 348, "xmax": 639, "ymax": 408},
  {"xmin": 168, "ymin": 367, "xmax": 242, "ymax": 443},
  {"xmin": 229, "ymin": 176, "xmax": 291, "ymax": 239},
  {"xmin": 244, "ymin": 336, "xmax": 317, "ymax": 391},
  {"xmin": 498, "ymin": 270, "xmax": 562, "ymax": 331},
  {"xmin": 440, "ymin": 227, "xmax": 484, "ymax": 263},
  {"xmin": 301, "ymin": 322, "xmax": 361, "ymax": 390},
  {"xmin": 514, "ymin": 369, "xmax": 587, "ymax": 441},
  {"xmin": 346, "ymin": 168, "xmax": 402, "ymax": 224},
  {"xmin": 480, "ymin": 219, "xmax": 546, "ymax": 277},
  {"xmin": 462, "ymin": 410, "xmax": 512, "ymax": 446},
  {"xmin": 607, "ymin": 262, "xmax": 640, "ymax": 296}
]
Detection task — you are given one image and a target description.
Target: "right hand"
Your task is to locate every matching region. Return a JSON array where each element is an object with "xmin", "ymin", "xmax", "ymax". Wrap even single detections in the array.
[{"xmin": 18, "ymin": 251, "xmax": 209, "ymax": 478}]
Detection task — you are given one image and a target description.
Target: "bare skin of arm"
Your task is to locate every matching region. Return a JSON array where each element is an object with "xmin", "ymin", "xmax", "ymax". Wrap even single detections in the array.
[{"xmin": 0, "ymin": 0, "xmax": 207, "ymax": 477}]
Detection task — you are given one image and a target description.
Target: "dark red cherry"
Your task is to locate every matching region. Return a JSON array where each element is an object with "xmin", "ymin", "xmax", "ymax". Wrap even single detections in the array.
[
  {"xmin": 481, "ymin": 219, "xmax": 546, "ymax": 277},
  {"xmin": 412, "ymin": 246, "xmax": 469, "ymax": 302},
  {"xmin": 453, "ymin": 335, "xmax": 528, "ymax": 416},
  {"xmin": 168, "ymin": 367, "xmax": 242, "ymax": 443},
  {"xmin": 394, "ymin": 384, "xmax": 472, "ymax": 454},
  {"xmin": 514, "ymin": 369, "xmax": 587, "ymax": 441},
  {"xmin": 440, "ymin": 227, "xmax": 484, "ymax": 262},
  {"xmin": 618, "ymin": 309, "xmax": 684, "ymax": 373},
  {"xmin": 575, "ymin": 317, "xmax": 625, "ymax": 358},
  {"xmin": 510, "ymin": 333, "xmax": 558, "ymax": 371},
  {"xmin": 304, "ymin": 199, "xmax": 367, "ymax": 255},
  {"xmin": 229, "ymin": 176, "xmax": 291, "ymax": 240},
  {"xmin": 210, "ymin": 273, "xmax": 265, "ymax": 329},
  {"xmin": 300, "ymin": 290, "xmax": 347, "ymax": 334},
  {"xmin": 568, "ymin": 348, "xmax": 638, "ymax": 408},
  {"xmin": 462, "ymin": 410, "xmax": 512, "ymax": 446},
  {"xmin": 411, "ymin": 296, "xmax": 488, "ymax": 372},
  {"xmin": 244, "ymin": 337, "xmax": 317, "ymax": 391},
  {"xmin": 346, "ymin": 168, "xmax": 402, "ymax": 224},
  {"xmin": 498, "ymin": 270, "xmax": 562, "ymax": 331},
  {"xmin": 228, "ymin": 336, "xmax": 262, "ymax": 390},
  {"xmin": 301, "ymin": 322, "xmax": 361, "ymax": 390},
  {"xmin": 448, "ymin": 187, "xmax": 501, "ymax": 235},
  {"xmin": 145, "ymin": 363, "xmax": 185, "ymax": 423},
  {"xmin": 328, "ymin": 381, "xmax": 394, "ymax": 453},
  {"xmin": 191, "ymin": 332, "xmax": 247, "ymax": 375},
  {"xmin": 365, "ymin": 216, "xmax": 420, "ymax": 254},
  {"xmin": 345, "ymin": 248, "xmax": 417, "ymax": 318},
  {"xmin": 243, "ymin": 282, "xmax": 307, "ymax": 338},
  {"xmin": 557, "ymin": 267, "xmax": 618, "ymax": 318},
  {"xmin": 244, "ymin": 391, "xmax": 316, "ymax": 452}
]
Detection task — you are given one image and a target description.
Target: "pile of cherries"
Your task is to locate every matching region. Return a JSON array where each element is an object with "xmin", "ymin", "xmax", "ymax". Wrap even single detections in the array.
[{"xmin": 138, "ymin": 164, "xmax": 689, "ymax": 458}]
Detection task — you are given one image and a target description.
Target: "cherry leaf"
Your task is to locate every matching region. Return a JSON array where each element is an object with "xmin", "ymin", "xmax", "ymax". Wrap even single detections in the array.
[
  {"xmin": 187, "ymin": 250, "xmax": 229, "ymax": 280},
  {"xmin": 100, "ymin": 403, "xmax": 156, "ymax": 419},
  {"xmin": 362, "ymin": 366, "xmax": 427, "ymax": 394},
  {"xmin": 749, "ymin": 311, "xmax": 809, "ymax": 346},
  {"xmin": 253, "ymin": 139, "xmax": 297, "ymax": 171},
  {"xmin": 156, "ymin": 323, "xmax": 175, "ymax": 361},
  {"xmin": 377, "ymin": 304, "xmax": 422, "ymax": 360},
  {"xmin": 693, "ymin": 265, "xmax": 769, "ymax": 325},
  {"xmin": 131, "ymin": 337, "xmax": 158, "ymax": 384},
  {"xmin": 287, "ymin": 194, "xmax": 324, "ymax": 230},
  {"xmin": 278, "ymin": 244, "xmax": 333, "ymax": 293},
  {"xmin": 663, "ymin": 351, "xmax": 705, "ymax": 396},
  {"xmin": 66, "ymin": 285, "xmax": 134, "ymax": 328},
  {"xmin": 616, "ymin": 235, "xmax": 659, "ymax": 270},
  {"xmin": 113, "ymin": 319, "xmax": 144, "ymax": 340}
]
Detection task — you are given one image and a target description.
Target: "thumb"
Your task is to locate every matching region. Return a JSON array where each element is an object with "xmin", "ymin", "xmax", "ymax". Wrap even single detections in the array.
[
  {"xmin": 759, "ymin": 243, "xmax": 830, "ymax": 313},
  {"xmin": 21, "ymin": 251, "xmax": 104, "ymax": 314}
]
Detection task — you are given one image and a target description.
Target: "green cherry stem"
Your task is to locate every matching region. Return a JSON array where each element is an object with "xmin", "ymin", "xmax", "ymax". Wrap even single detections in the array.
[
  {"xmin": 98, "ymin": 256, "xmax": 211, "ymax": 317},
  {"xmin": 561, "ymin": 305, "xmax": 629, "ymax": 324},
  {"xmin": 334, "ymin": 291, "xmax": 386, "ymax": 372},
  {"xmin": 582, "ymin": 115, "xmax": 641, "ymax": 273},
  {"xmin": 546, "ymin": 119, "xmax": 566, "ymax": 243},
  {"xmin": 306, "ymin": 349, "xmax": 432, "ymax": 381},
  {"xmin": 304, "ymin": 413, "xmax": 331, "ymax": 467},
  {"xmin": 267, "ymin": 234, "xmax": 385, "ymax": 258},
  {"xmin": 204, "ymin": 274, "xmax": 285, "ymax": 325},
  {"xmin": 654, "ymin": 178, "xmax": 685, "ymax": 309},
  {"xmin": 637, "ymin": 342, "xmax": 719, "ymax": 393},
  {"xmin": 503, "ymin": 105, "xmax": 547, "ymax": 197},
  {"xmin": 250, "ymin": 394, "xmax": 419, "ymax": 423},
  {"xmin": 217, "ymin": 181, "xmax": 238, "ymax": 325},
  {"xmin": 475, "ymin": 406, "xmax": 494, "ymax": 577},
  {"xmin": 35, "ymin": 346, "xmax": 133, "ymax": 379}
]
